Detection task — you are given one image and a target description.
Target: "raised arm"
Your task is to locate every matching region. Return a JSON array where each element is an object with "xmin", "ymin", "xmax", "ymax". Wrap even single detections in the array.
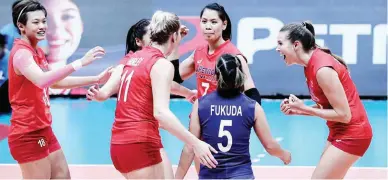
[
  {"xmin": 170, "ymin": 81, "xmax": 197, "ymax": 103},
  {"xmin": 13, "ymin": 47, "xmax": 104, "ymax": 89},
  {"xmin": 151, "ymin": 58, "xmax": 217, "ymax": 169},
  {"xmin": 86, "ymin": 65, "xmax": 123, "ymax": 101},
  {"xmin": 178, "ymin": 51, "xmax": 196, "ymax": 80},
  {"xmin": 51, "ymin": 66, "xmax": 112, "ymax": 89},
  {"xmin": 290, "ymin": 67, "xmax": 351, "ymax": 123}
]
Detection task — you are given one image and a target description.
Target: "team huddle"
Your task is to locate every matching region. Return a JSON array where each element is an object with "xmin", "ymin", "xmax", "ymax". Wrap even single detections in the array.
[{"xmin": 5, "ymin": 0, "xmax": 373, "ymax": 179}]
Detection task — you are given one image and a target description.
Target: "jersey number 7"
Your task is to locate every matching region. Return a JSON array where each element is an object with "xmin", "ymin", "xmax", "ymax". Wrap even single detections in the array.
[{"xmin": 202, "ymin": 82, "xmax": 210, "ymax": 96}]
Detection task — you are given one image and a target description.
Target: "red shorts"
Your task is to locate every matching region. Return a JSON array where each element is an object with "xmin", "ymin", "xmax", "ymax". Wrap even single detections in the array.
[
  {"xmin": 110, "ymin": 142, "xmax": 162, "ymax": 173},
  {"xmin": 327, "ymin": 136, "xmax": 372, "ymax": 156},
  {"xmin": 8, "ymin": 127, "xmax": 61, "ymax": 164}
]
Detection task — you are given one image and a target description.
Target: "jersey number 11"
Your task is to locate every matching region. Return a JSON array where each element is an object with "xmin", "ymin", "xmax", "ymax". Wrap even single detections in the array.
[{"xmin": 118, "ymin": 70, "xmax": 135, "ymax": 102}]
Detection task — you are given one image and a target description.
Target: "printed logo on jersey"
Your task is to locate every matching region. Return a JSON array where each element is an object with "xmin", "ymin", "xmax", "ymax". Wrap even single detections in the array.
[
  {"xmin": 196, "ymin": 65, "xmax": 217, "ymax": 83},
  {"xmin": 308, "ymin": 80, "xmax": 319, "ymax": 102},
  {"xmin": 126, "ymin": 57, "xmax": 144, "ymax": 66}
]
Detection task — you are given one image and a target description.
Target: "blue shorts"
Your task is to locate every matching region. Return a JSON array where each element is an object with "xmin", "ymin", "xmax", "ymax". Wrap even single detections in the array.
[{"xmin": 199, "ymin": 173, "xmax": 254, "ymax": 179}]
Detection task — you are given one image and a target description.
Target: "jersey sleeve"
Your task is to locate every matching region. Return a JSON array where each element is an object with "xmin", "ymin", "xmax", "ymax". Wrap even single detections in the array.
[
  {"xmin": 119, "ymin": 58, "xmax": 127, "ymax": 65},
  {"xmin": 229, "ymin": 44, "xmax": 247, "ymax": 63},
  {"xmin": 312, "ymin": 54, "xmax": 336, "ymax": 77}
]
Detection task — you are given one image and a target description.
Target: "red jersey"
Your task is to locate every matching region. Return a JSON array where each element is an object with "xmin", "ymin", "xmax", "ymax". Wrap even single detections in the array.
[
  {"xmin": 112, "ymin": 46, "xmax": 164, "ymax": 145},
  {"xmin": 194, "ymin": 40, "xmax": 243, "ymax": 97},
  {"xmin": 304, "ymin": 49, "xmax": 372, "ymax": 139},
  {"xmin": 8, "ymin": 39, "xmax": 51, "ymax": 139}
]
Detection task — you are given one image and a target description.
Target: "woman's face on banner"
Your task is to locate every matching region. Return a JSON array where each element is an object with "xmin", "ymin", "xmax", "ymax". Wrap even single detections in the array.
[{"xmin": 42, "ymin": 0, "xmax": 83, "ymax": 63}]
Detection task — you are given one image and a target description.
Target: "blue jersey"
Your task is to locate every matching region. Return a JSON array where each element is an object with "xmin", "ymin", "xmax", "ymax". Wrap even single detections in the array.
[
  {"xmin": 198, "ymin": 91, "xmax": 256, "ymax": 179},
  {"xmin": 0, "ymin": 50, "xmax": 9, "ymax": 87}
]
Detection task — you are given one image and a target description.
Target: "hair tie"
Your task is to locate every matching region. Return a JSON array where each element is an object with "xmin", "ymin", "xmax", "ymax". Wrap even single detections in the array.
[
  {"xmin": 234, "ymin": 56, "xmax": 242, "ymax": 68},
  {"xmin": 17, "ymin": 6, "xmax": 28, "ymax": 23}
]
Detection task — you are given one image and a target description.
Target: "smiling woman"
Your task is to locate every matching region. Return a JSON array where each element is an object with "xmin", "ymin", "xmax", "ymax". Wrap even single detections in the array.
[
  {"xmin": 7, "ymin": 0, "xmax": 107, "ymax": 179},
  {"xmin": 40, "ymin": 0, "xmax": 83, "ymax": 70},
  {"xmin": 276, "ymin": 21, "xmax": 373, "ymax": 179}
]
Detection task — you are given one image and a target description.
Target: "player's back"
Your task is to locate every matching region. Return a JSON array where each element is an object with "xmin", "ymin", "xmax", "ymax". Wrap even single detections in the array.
[
  {"xmin": 8, "ymin": 39, "xmax": 51, "ymax": 139},
  {"xmin": 198, "ymin": 91, "xmax": 256, "ymax": 179},
  {"xmin": 112, "ymin": 46, "xmax": 165, "ymax": 146}
]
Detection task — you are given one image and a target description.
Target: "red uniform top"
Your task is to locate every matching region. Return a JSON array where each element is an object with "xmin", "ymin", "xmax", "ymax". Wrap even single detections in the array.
[
  {"xmin": 8, "ymin": 39, "xmax": 51, "ymax": 139},
  {"xmin": 112, "ymin": 46, "xmax": 164, "ymax": 146},
  {"xmin": 304, "ymin": 49, "xmax": 373, "ymax": 139},
  {"xmin": 194, "ymin": 40, "xmax": 243, "ymax": 98}
]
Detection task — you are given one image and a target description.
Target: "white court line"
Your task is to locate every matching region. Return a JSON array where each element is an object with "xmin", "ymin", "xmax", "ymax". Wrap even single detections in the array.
[
  {"xmin": 275, "ymin": 137, "xmax": 284, "ymax": 142},
  {"xmin": 257, "ymin": 154, "xmax": 266, "ymax": 158}
]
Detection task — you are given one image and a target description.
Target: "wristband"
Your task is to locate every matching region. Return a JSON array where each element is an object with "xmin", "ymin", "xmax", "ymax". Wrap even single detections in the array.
[
  {"xmin": 244, "ymin": 88, "xmax": 262, "ymax": 105},
  {"xmin": 71, "ymin": 60, "xmax": 83, "ymax": 71},
  {"xmin": 171, "ymin": 59, "xmax": 184, "ymax": 84}
]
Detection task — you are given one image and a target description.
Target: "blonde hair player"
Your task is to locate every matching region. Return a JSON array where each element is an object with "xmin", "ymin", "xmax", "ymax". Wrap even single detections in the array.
[{"xmin": 86, "ymin": 10, "xmax": 218, "ymax": 179}]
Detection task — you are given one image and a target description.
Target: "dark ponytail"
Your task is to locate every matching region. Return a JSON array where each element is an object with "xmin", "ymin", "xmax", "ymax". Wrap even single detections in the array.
[
  {"xmin": 316, "ymin": 45, "xmax": 348, "ymax": 69},
  {"xmin": 302, "ymin": 21, "xmax": 348, "ymax": 69},
  {"xmin": 125, "ymin": 19, "xmax": 150, "ymax": 54},
  {"xmin": 216, "ymin": 54, "xmax": 245, "ymax": 97}
]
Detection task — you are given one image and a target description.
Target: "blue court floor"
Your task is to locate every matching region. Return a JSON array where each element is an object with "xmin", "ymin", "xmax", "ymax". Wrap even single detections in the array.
[{"xmin": 0, "ymin": 98, "xmax": 386, "ymax": 167}]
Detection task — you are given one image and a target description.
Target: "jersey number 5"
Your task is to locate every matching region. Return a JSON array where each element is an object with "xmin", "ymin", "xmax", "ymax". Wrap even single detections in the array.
[
  {"xmin": 218, "ymin": 120, "xmax": 233, "ymax": 152},
  {"xmin": 118, "ymin": 70, "xmax": 134, "ymax": 102}
]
